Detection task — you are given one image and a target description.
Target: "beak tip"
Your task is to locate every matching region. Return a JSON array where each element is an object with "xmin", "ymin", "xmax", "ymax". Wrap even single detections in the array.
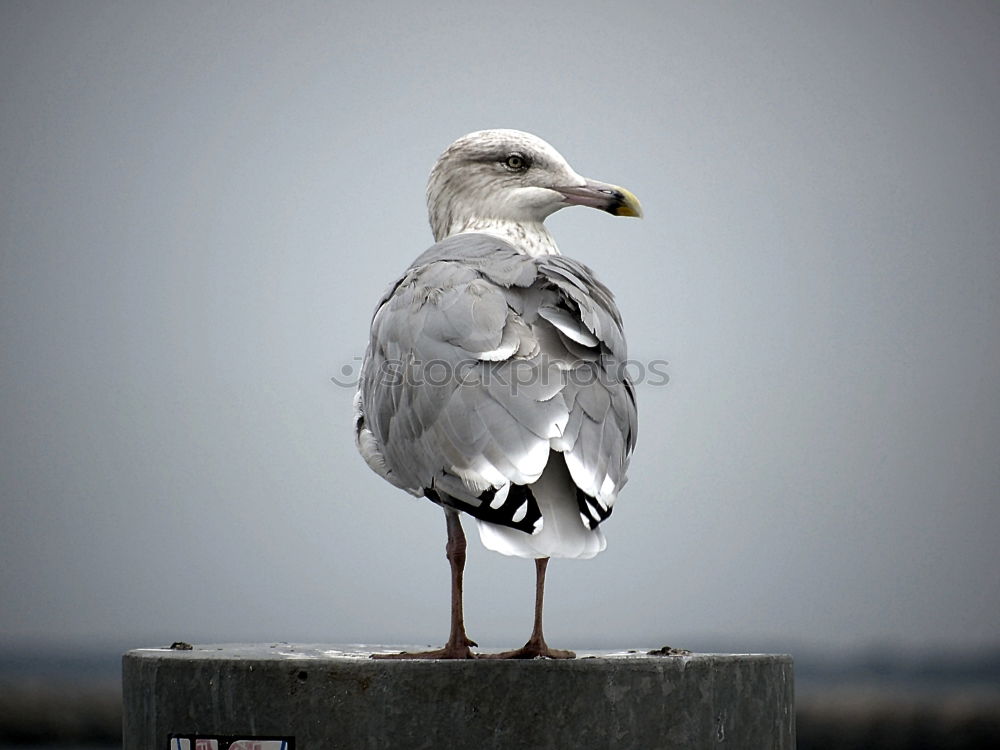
[
  {"xmin": 614, "ymin": 204, "xmax": 643, "ymax": 219},
  {"xmin": 613, "ymin": 187, "xmax": 643, "ymax": 219}
]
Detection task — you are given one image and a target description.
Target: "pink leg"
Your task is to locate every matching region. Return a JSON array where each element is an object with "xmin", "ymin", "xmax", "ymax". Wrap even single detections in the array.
[
  {"xmin": 481, "ymin": 557, "xmax": 575, "ymax": 660},
  {"xmin": 372, "ymin": 508, "xmax": 478, "ymax": 659}
]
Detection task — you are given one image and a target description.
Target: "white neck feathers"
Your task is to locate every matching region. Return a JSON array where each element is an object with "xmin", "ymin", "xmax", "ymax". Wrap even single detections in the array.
[{"xmin": 446, "ymin": 218, "xmax": 560, "ymax": 257}]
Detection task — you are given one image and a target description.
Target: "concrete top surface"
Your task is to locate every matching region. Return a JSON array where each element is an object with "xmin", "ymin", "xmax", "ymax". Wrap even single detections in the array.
[{"xmin": 125, "ymin": 642, "xmax": 792, "ymax": 664}]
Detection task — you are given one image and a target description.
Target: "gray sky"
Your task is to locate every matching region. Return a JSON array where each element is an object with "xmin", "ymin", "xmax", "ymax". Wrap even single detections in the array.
[{"xmin": 2, "ymin": 0, "xmax": 998, "ymax": 654}]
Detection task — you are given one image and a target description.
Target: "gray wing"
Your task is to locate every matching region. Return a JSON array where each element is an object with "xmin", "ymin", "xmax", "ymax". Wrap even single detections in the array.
[
  {"xmin": 354, "ymin": 233, "xmax": 637, "ymax": 533},
  {"xmin": 536, "ymin": 254, "xmax": 637, "ymax": 523}
]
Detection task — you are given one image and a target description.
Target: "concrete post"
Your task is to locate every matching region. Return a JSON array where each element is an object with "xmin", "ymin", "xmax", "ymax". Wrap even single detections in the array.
[{"xmin": 123, "ymin": 644, "xmax": 794, "ymax": 749}]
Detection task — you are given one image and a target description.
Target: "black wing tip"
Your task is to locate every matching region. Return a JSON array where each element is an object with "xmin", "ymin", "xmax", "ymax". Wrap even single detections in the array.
[
  {"xmin": 577, "ymin": 488, "xmax": 613, "ymax": 529},
  {"xmin": 422, "ymin": 482, "xmax": 541, "ymax": 534}
]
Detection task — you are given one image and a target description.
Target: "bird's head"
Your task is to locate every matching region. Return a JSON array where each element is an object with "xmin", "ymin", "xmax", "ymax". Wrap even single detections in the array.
[{"xmin": 426, "ymin": 129, "xmax": 642, "ymax": 254}]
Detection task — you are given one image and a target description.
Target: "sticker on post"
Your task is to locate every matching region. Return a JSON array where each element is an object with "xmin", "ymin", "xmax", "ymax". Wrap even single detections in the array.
[{"xmin": 168, "ymin": 736, "xmax": 294, "ymax": 749}]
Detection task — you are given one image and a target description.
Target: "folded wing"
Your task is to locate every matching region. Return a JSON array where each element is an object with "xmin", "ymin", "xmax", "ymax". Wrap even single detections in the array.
[{"xmin": 354, "ymin": 234, "xmax": 637, "ymax": 553}]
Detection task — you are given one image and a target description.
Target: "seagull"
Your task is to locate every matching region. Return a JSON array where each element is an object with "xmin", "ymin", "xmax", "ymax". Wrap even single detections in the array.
[{"xmin": 354, "ymin": 129, "xmax": 640, "ymax": 659}]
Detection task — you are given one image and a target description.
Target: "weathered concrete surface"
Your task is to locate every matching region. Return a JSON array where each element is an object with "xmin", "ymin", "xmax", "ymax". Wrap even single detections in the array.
[{"xmin": 123, "ymin": 644, "xmax": 794, "ymax": 749}]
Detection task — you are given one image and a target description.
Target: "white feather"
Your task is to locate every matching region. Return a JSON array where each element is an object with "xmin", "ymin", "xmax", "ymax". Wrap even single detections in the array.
[{"xmin": 477, "ymin": 452, "xmax": 606, "ymax": 560}]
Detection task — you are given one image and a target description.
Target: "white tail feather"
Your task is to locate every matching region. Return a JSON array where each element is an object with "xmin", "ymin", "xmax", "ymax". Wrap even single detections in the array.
[{"xmin": 477, "ymin": 452, "xmax": 606, "ymax": 559}]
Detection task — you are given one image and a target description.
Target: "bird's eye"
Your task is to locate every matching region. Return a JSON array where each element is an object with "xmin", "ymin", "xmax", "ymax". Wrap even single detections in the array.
[{"xmin": 503, "ymin": 153, "xmax": 528, "ymax": 172}]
